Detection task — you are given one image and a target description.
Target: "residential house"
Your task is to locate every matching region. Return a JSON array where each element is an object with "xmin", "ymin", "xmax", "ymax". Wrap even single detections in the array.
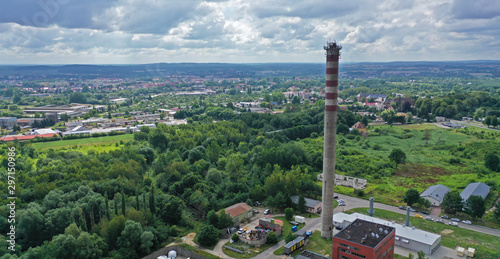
[
  {"xmin": 290, "ymin": 196, "xmax": 322, "ymax": 214},
  {"xmin": 352, "ymin": 122, "xmax": 366, "ymax": 130},
  {"xmin": 420, "ymin": 184, "xmax": 450, "ymax": 206}
]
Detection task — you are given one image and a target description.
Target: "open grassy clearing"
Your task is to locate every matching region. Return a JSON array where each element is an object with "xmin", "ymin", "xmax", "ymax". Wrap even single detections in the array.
[
  {"xmin": 348, "ymin": 208, "xmax": 500, "ymax": 258},
  {"xmin": 32, "ymin": 133, "xmax": 133, "ymax": 150}
]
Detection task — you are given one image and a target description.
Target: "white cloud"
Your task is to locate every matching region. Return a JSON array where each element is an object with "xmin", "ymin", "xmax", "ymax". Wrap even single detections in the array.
[{"xmin": 1, "ymin": 0, "xmax": 499, "ymax": 63}]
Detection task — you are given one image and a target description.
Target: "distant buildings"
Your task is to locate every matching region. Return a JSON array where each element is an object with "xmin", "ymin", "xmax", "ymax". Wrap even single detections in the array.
[{"xmin": 0, "ymin": 117, "xmax": 18, "ymax": 129}]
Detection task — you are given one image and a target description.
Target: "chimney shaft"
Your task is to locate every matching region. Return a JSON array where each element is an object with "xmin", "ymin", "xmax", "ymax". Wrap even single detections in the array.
[
  {"xmin": 321, "ymin": 41, "xmax": 342, "ymax": 239},
  {"xmin": 405, "ymin": 206, "xmax": 411, "ymax": 226}
]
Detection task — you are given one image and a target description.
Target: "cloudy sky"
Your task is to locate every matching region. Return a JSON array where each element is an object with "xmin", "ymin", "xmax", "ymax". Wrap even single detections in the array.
[{"xmin": 1, "ymin": 0, "xmax": 499, "ymax": 64}]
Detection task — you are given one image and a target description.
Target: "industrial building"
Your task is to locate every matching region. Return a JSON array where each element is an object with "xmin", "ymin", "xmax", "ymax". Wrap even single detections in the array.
[
  {"xmin": 420, "ymin": 184, "xmax": 450, "ymax": 206},
  {"xmin": 333, "ymin": 218, "xmax": 395, "ymax": 259},
  {"xmin": 333, "ymin": 213, "xmax": 441, "ymax": 255}
]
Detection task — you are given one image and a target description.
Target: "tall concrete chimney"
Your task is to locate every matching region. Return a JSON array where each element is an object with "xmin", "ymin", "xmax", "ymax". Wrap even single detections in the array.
[
  {"xmin": 368, "ymin": 197, "xmax": 375, "ymax": 216},
  {"xmin": 321, "ymin": 41, "xmax": 342, "ymax": 239},
  {"xmin": 405, "ymin": 206, "xmax": 411, "ymax": 226}
]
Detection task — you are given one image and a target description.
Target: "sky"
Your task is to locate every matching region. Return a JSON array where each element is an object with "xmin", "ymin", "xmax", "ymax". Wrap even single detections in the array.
[{"xmin": 1, "ymin": 0, "xmax": 500, "ymax": 64}]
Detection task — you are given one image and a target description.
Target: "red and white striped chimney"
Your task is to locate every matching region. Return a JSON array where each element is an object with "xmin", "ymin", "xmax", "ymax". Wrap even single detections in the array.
[{"xmin": 321, "ymin": 41, "xmax": 342, "ymax": 239}]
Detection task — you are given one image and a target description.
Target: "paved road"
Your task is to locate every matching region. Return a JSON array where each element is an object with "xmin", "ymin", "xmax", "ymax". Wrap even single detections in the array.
[{"xmin": 336, "ymin": 193, "xmax": 500, "ymax": 237}]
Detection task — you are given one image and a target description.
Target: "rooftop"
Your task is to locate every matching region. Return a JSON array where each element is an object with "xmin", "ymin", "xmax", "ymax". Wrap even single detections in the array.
[
  {"xmin": 295, "ymin": 250, "xmax": 331, "ymax": 259},
  {"xmin": 460, "ymin": 182, "xmax": 491, "ymax": 201},
  {"xmin": 290, "ymin": 196, "xmax": 322, "ymax": 208},
  {"xmin": 333, "ymin": 213, "xmax": 440, "ymax": 246},
  {"xmin": 420, "ymin": 184, "xmax": 451, "ymax": 202},
  {"xmin": 335, "ymin": 218, "xmax": 394, "ymax": 248},
  {"xmin": 225, "ymin": 203, "xmax": 252, "ymax": 218}
]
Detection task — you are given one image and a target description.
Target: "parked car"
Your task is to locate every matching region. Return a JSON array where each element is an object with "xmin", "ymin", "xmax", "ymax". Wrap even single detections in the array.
[
  {"xmin": 451, "ymin": 218, "xmax": 460, "ymax": 222},
  {"xmin": 253, "ymin": 201, "xmax": 261, "ymax": 207},
  {"xmin": 440, "ymin": 215, "xmax": 449, "ymax": 219},
  {"xmin": 409, "ymin": 207, "xmax": 416, "ymax": 212},
  {"xmin": 448, "ymin": 222, "xmax": 458, "ymax": 226},
  {"xmin": 264, "ymin": 209, "xmax": 270, "ymax": 215},
  {"xmin": 399, "ymin": 206, "xmax": 406, "ymax": 210},
  {"xmin": 436, "ymin": 219, "xmax": 445, "ymax": 223},
  {"xmin": 421, "ymin": 211, "xmax": 430, "ymax": 215},
  {"xmin": 334, "ymin": 195, "xmax": 339, "ymax": 199},
  {"xmin": 338, "ymin": 202, "xmax": 346, "ymax": 206},
  {"xmin": 415, "ymin": 214, "xmax": 423, "ymax": 219},
  {"xmin": 237, "ymin": 228, "xmax": 244, "ymax": 234},
  {"xmin": 462, "ymin": 220, "xmax": 472, "ymax": 225},
  {"xmin": 425, "ymin": 216, "xmax": 434, "ymax": 221},
  {"xmin": 253, "ymin": 209, "xmax": 259, "ymax": 214}
]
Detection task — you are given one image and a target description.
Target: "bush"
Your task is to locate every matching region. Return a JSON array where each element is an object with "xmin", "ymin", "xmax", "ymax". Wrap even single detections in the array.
[
  {"xmin": 231, "ymin": 233, "xmax": 239, "ymax": 243},
  {"xmin": 197, "ymin": 225, "xmax": 220, "ymax": 247},
  {"xmin": 284, "ymin": 208, "xmax": 294, "ymax": 221},
  {"xmin": 285, "ymin": 234, "xmax": 297, "ymax": 243},
  {"xmin": 267, "ymin": 232, "xmax": 278, "ymax": 244}
]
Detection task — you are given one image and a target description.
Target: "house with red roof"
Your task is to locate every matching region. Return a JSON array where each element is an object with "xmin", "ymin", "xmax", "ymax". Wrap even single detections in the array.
[{"xmin": 225, "ymin": 203, "xmax": 253, "ymax": 225}]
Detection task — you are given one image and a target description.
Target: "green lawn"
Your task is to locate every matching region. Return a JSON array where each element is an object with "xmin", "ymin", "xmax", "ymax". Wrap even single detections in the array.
[
  {"xmin": 32, "ymin": 134, "xmax": 133, "ymax": 150},
  {"xmin": 348, "ymin": 208, "xmax": 500, "ymax": 259}
]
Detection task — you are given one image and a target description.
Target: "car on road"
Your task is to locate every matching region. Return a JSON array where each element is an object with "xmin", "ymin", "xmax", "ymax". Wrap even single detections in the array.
[
  {"xmin": 264, "ymin": 209, "xmax": 270, "ymax": 215},
  {"xmin": 253, "ymin": 209, "xmax": 259, "ymax": 214},
  {"xmin": 338, "ymin": 201, "xmax": 346, "ymax": 206},
  {"xmin": 462, "ymin": 220, "xmax": 472, "ymax": 225},
  {"xmin": 421, "ymin": 211, "xmax": 430, "ymax": 215},
  {"xmin": 237, "ymin": 228, "xmax": 244, "ymax": 234},
  {"xmin": 408, "ymin": 207, "xmax": 416, "ymax": 212},
  {"xmin": 451, "ymin": 218, "xmax": 460, "ymax": 222},
  {"xmin": 415, "ymin": 214, "xmax": 423, "ymax": 219},
  {"xmin": 334, "ymin": 195, "xmax": 339, "ymax": 199},
  {"xmin": 253, "ymin": 201, "xmax": 261, "ymax": 207},
  {"xmin": 440, "ymin": 215, "xmax": 449, "ymax": 219},
  {"xmin": 436, "ymin": 219, "xmax": 445, "ymax": 223},
  {"xmin": 425, "ymin": 216, "xmax": 434, "ymax": 221},
  {"xmin": 448, "ymin": 222, "xmax": 458, "ymax": 226},
  {"xmin": 399, "ymin": 206, "xmax": 405, "ymax": 210}
]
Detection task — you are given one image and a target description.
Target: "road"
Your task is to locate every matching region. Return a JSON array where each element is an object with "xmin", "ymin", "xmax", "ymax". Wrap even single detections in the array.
[{"xmin": 335, "ymin": 193, "xmax": 500, "ymax": 237}]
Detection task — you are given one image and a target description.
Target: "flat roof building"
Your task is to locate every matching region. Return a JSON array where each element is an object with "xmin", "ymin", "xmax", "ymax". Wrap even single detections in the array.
[
  {"xmin": 333, "ymin": 218, "xmax": 395, "ymax": 259},
  {"xmin": 0, "ymin": 117, "xmax": 18, "ymax": 129},
  {"xmin": 333, "ymin": 213, "xmax": 441, "ymax": 255}
]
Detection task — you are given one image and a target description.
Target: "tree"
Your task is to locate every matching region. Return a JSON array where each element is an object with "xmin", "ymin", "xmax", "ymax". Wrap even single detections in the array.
[
  {"xmin": 441, "ymin": 191, "xmax": 463, "ymax": 214},
  {"xmin": 117, "ymin": 220, "xmax": 143, "ymax": 258},
  {"xmin": 403, "ymin": 189, "xmax": 420, "ymax": 206},
  {"xmin": 337, "ymin": 123, "xmax": 349, "ymax": 135},
  {"xmin": 424, "ymin": 129, "xmax": 431, "ymax": 145},
  {"xmin": 285, "ymin": 233, "xmax": 297, "ymax": 243},
  {"xmin": 197, "ymin": 225, "xmax": 220, "ymax": 247},
  {"xmin": 267, "ymin": 231, "xmax": 278, "ymax": 244},
  {"xmin": 285, "ymin": 208, "xmax": 294, "ymax": 221},
  {"xmin": 207, "ymin": 210, "xmax": 219, "ymax": 227},
  {"xmin": 389, "ymin": 148, "xmax": 406, "ymax": 165},
  {"xmin": 298, "ymin": 195, "xmax": 307, "ymax": 214},
  {"xmin": 485, "ymin": 152, "xmax": 500, "ymax": 172},
  {"xmin": 494, "ymin": 201, "xmax": 500, "ymax": 222},
  {"xmin": 13, "ymin": 93, "xmax": 21, "ymax": 104},
  {"xmin": 417, "ymin": 251, "xmax": 427, "ymax": 259},
  {"xmin": 231, "ymin": 233, "xmax": 239, "ymax": 242},
  {"xmin": 464, "ymin": 195, "xmax": 486, "ymax": 219},
  {"xmin": 218, "ymin": 210, "xmax": 234, "ymax": 229},
  {"xmin": 139, "ymin": 231, "xmax": 154, "ymax": 255},
  {"xmin": 69, "ymin": 92, "xmax": 87, "ymax": 103}
]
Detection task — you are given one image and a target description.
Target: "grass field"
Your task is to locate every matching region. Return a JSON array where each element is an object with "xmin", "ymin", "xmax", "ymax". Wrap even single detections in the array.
[
  {"xmin": 32, "ymin": 134, "xmax": 134, "ymax": 151},
  {"xmin": 348, "ymin": 208, "xmax": 500, "ymax": 258}
]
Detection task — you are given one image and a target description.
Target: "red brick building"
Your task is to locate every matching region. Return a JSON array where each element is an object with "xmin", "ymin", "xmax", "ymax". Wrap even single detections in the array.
[{"xmin": 333, "ymin": 219, "xmax": 395, "ymax": 259}]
